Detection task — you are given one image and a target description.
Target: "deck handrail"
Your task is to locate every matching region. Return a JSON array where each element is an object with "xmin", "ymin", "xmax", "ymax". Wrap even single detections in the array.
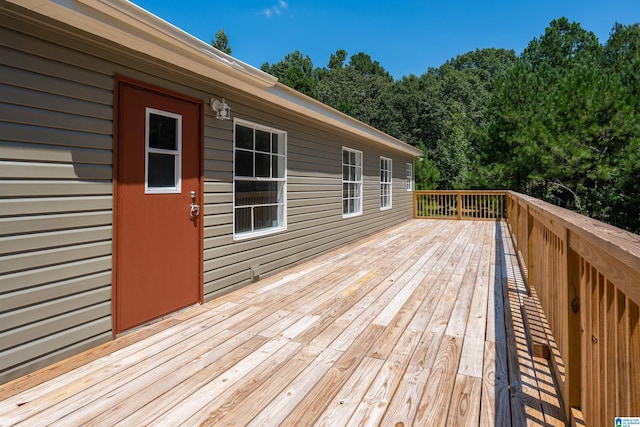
[
  {"xmin": 505, "ymin": 191, "xmax": 640, "ymax": 425},
  {"xmin": 413, "ymin": 190, "xmax": 640, "ymax": 424},
  {"xmin": 413, "ymin": 190, "xmax": 507, "ymax": 220}
]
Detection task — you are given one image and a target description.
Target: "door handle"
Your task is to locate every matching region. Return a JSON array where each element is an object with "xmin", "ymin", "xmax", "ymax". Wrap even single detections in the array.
[
  {"xmin": 189, "ymin": 191, "xmax": 200, "ymax": 219},
  {"xmin": 190, "ymin": 203, "xmax": 200, "ymax": 219}
]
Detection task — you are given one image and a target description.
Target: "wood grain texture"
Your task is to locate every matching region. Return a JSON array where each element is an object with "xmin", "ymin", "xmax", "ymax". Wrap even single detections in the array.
[{"xmin": 0, "ymin": 219, "xmax": 565, "ymax": 426}]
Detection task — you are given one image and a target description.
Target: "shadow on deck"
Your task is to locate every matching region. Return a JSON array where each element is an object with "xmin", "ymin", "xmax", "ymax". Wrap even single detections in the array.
[{"xmin": 0, "ymin": 219, "xmax": 565, "ymax": 426}]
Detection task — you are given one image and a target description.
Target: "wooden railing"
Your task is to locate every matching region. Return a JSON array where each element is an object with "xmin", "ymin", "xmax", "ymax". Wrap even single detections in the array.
[
  {"xmin": 505, "ymin": 191, "xmax": 640, "ymax": 425},
  {"xmin": 413, "ymin": 190, "xmax": 506, "ymax": 220},
  {"xmin": 412, "ymin": 190, "xmax": 640, "ymax": 424}
]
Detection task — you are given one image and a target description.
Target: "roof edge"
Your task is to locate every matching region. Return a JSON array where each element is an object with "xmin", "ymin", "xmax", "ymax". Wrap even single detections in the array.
[
  {"xmin": 270, "ymin": 83, "xmax": 423, "ymax": 157},
  {"xmin": 6, "ymin": 0, "xmax": 278, "ymax": 89},
  {"xmin": 4, "ymin": 0, "xmax": 421, "ymax": 157}
]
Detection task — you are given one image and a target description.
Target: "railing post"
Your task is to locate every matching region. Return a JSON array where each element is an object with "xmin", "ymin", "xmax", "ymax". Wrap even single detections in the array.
[
  {"xmin": 566, "ymin": 241, "xmax": 582, "ymax": 422},
  {"xmin": 413, "ymin": 191, "xmax": 417, "ymax": 218},
  {"xmin": 510, "ymin": 194, "xmax": 518, "ymax": 241},
  {"xmin": 526, "ymin": 204, "xmax": 534, "ymax": 289},
  {"xmin": 456, "ymin": 191, "xmax": 462, "ymax": 220}
]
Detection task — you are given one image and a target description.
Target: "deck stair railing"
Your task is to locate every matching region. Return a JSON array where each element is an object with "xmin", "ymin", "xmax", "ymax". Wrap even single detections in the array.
[{"xmin": 413, "ymin": 190, "xmax": 640, "ymax": 425}]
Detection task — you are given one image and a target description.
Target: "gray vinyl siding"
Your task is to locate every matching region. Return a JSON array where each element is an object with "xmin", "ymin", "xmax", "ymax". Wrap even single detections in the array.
[
  {"xmin": 0, "ymin": 24, "xmax": 114, "ymax": 383},
  {"xmin": 0, "ymin": 7, "xmax": 415, "ymax": 385},
  {"xmin": 201, "ymin": 107, "xmax": 414, "ymax": 298}
]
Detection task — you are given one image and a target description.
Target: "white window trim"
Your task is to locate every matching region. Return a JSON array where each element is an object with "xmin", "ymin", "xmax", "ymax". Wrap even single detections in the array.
[
  {"xmin": 342, "ymin": 147, "xmax": 363, "ymax": 218},
  {"xmin": 233, "ymin": 118, "xmax": 287, "ymax": 241},
  {"xmin": 380, "ymin": 156, "xmax": 392, "ymax": 211},
  {"xmin": 406, "ymin": 162, "xmax": 414, "ymax": 191},
  {"xmin": 144, "ymin": 108, "xmax": 182, "ymax": 194}
]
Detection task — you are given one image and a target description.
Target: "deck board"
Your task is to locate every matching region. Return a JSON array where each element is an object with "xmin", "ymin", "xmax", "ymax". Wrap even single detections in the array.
[{"xmin": 0, "ymin": 219, "xmax": 565, "ymax": 426}]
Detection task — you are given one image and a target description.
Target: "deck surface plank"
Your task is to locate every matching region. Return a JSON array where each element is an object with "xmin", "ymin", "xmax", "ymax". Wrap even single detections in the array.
[{"xmin": 0, "ymin": 219, "xmax": 565, "ymax": 426}]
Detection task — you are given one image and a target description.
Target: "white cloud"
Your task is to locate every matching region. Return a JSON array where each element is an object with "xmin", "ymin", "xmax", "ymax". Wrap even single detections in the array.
[{"xmin": 262, "ymin": 1, "xmax": 289, "ymax": 18}]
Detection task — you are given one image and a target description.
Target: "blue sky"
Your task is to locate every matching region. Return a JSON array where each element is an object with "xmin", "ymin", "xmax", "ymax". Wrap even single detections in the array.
[{"xmin": 131, "ymin": 0, "xmax": 640, "ymax": 79}]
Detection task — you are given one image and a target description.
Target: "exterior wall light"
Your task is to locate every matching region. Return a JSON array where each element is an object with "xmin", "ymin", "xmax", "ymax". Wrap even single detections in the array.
[{"xmin": 211, "ymin": 97, "xmax": 231, "ymax": 120}]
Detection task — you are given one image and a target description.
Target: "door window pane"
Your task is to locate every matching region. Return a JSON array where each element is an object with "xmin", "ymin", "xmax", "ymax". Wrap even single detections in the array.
[
  {"xmin": 148, "ymin": 153, "xmax": 176, "ymax": 188},
  {"xmin": 148, "ymin": 113, "xmax": 177, "ymax": 150},
  {"xmin": 145, "ymin": 108, "xmax": 181, "ymax": 193}
]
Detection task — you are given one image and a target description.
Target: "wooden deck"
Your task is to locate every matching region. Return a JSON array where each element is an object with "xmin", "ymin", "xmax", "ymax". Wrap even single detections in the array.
[{"xmin": 0, "ymin": 219, "xmax": 565, "ymax": 426}]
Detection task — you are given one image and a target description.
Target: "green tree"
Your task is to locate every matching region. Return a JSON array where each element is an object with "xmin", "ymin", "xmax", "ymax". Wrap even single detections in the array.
[
  {"xmin": 261, "ymin": 51, "xmax": 319, "ymax": 98},
  {"xmin": 315, "ymin": 50, "xmax": 394, "ymax": 126},
  {"xmin": 211, "ymin": 29, "xmax": 232, "ymax": 54},
  {"xmin": 602, "ymin": 23, "xmax": 640, "ymax": 231},
  {"xmin": 348, "ymin": 52, "xmax": 393, "ymax": 80},
  {"xmin": 386, "ymin": 48, "xmax": 515, "ymax": 189},
  {"xmin": 522, "ymin": 17, "xmax": 600, "ymax": 69},
  {"xmin": 328, "ymin": 49, "xmax": 347, "ymax": 70},
  {"xmin": 316, "ymin": 65, "xmax": 390, "ymax": 124},
  {"xmin": 482, "ymin": 19, "xmax": 640, "ymax": 232},
  {"xmin": 414, "ymin": 142, "xmax": 440, "ymax": 190}
]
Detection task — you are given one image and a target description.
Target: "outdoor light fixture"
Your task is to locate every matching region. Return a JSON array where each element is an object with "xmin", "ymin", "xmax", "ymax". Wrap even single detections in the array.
[{"xmin": 211, "ymin": 97, "xmax": 231, "ymax": 120}]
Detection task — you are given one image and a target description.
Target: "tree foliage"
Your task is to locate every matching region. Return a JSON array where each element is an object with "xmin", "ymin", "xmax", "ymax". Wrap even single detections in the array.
[
  {"xmin": 256, "ymin": 19, "xmax": 640, "ymax": 233},
  {"xmin": 211, "ymin": 29, "xmax": 232, "ymax": 54},
  {"xmin": 316, "ymin": 51, "xmax": 392, "ymax": 125},
  {"xmin": 480, "ymin": 20, "xmax": 640, "ymax": 232},
  {"xmin": 261, "ymin": 51, "xmax": 318, "ymax": 98}
]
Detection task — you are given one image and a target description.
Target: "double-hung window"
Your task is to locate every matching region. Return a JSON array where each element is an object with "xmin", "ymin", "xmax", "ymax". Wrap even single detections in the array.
[
  {"xmin": 342, "ymin": 147, "xmax": 362, "ymax": 217},
  {"xmin": 234, "ymin": 120, "xmax": 287, "ymax": 239},
  {"xmin": 406, "ymin": 163, "xmax": 413, "ymax": 191},
  {"xmin": 380, "ymin": 157, "xmax": 392, "ymax": 210}
]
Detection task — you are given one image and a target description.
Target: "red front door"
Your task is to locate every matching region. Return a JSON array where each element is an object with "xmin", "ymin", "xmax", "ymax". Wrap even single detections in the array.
[{"xmin": 114, "ymin": 79, "xmax": 203, "ymax": 333}]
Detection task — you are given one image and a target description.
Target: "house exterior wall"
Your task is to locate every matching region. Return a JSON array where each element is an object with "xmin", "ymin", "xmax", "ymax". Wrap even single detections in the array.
[
  {"xmin": 0, "ymin": 8, "xmax": 415, "ymax": 385},
  {"xmin": 0, "ymin": 22, "xmax": 116, "ymax": 384},
  {"xmin": 202, "ymin": 108, "xmax": 415, "ymax": 299}
]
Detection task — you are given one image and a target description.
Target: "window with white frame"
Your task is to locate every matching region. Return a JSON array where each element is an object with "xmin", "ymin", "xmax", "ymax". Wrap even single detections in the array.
[
  {"xmin": 233, "ymin": 120, "xmax": 286, "ymax": 239},
  {"xmin": 406, "ymin": 163, "xmax": 413, "ymax": 191},
  {"xmin": 342, "ymin": 147, "xmax": 362, "ymax": 217},
  {"xmin": 145, "ymin": 108, "xmax": 182, "ymax": 194},
  {"xmin": 380, "ymin": 157, "xmax": 392, "ymax": 210}
]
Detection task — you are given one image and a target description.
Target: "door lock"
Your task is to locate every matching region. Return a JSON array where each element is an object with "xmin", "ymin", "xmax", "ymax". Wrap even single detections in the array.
[
  {"xmin": 190, "ymin": 203, "xmax": 201, "ymax": 219},
  {"xmin": 189, "ymin": 190, "xmax": 200, "ymax": 219}
]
